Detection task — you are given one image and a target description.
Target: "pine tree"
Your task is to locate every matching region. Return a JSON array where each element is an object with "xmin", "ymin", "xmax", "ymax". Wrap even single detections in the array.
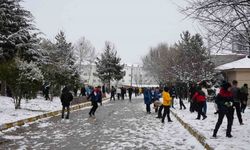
[
  {"xmin": 95, "ymin": 41, "xmax": 125, "ymax": 87},
  {"xmin": 0, "ymin": 0, "xmax": 44, "ymax": 108},
  {"xmin": 0, "ymin": 0, "xmax": 34, "ymax": 62},
  {"xmin": 175, "ymin": 31, "xmax": 214, "ymax": 82}
]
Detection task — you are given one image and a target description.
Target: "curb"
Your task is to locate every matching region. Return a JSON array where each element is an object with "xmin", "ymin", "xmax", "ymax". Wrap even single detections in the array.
[
  {"xmin": 171, "ymin": 110, "xmax": 214, "ymax": 150},
  {"xmin": 0, "ymin": 98, "xmax": 109, "ymax": 132}
]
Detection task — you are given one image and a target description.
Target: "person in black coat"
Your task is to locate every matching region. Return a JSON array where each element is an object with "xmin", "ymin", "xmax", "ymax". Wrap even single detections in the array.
[
  {"xmin": 128, "ymin": 87, "xmax": 133, "ymax": 102},
  {"xmin": 60, "ymin": 86, "xmax": 73, "ymax": 119},
  {"xmin": 213, "ymin": 82, "xmax": 234, "ymax": 138}
]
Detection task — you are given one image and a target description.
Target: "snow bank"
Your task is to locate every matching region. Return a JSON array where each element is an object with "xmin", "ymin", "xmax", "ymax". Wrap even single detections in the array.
[
  {"xmin": 172, "ymin": 99, "xmax": 250, "ymax": 150},
  {"xmin": 0, "ymin": 96, "xmax": 61, "ymax": 126}
]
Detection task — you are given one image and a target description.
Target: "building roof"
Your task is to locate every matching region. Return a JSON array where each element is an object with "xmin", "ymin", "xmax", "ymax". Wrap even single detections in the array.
[
  {"xmin": 216, "ymin": 56, "xmax": 250, "ymax": 70},
  {"xmin": 210, "ymin": 54, "xmax": 246, "ymax": 67}
]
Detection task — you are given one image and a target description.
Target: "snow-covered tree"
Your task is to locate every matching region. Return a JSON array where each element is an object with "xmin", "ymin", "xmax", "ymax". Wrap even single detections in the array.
[
  {"xmin": 41, "ymin": 31, "xmax": 80, "ymax": 99},
  {"xmin": 175, "ymin": 31, "xmax": 214, "ymax": 82},
  {"xmin": 95, "ymin": 41, "xmax": 125, "ymax": 88},
  {"xmin": 0, "ymin": 0, "xmax": 45, "ymax": 108},
  {"xmin": 0, "ymin": 0, "xmax": 35, "ymax": 62},
  {"xmin": 74, "ymin": 37, "xmax": 96, "ymax": 74}
]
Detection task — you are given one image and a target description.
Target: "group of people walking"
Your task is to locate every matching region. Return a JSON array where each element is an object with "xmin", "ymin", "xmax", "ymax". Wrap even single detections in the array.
[
  {"xmin": 59, "ymin": 81, "xmax": 248, "ymax": 139},
  {"xmin": 110, "ymin": 86, "xmax": 141, "ymax": 102}
]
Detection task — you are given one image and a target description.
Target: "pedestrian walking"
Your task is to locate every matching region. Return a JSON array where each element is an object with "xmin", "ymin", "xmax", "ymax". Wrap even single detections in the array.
[
  {"xmin": 143, "ymin": 88, "xmax": 152, "ymax": 114},
  {"xmin": 60, "ymin": 86, "xmax": 73, "ymax": 119},
  {"xmin": 213, "ymin": 82, "xmax": 234, "ymax": 138},
  {"xmin": 192, "ymin": 86, "xmax": 207, "ymax": 120},
  {"xmin": 231, "ymin": 80, "xmax": 243, "ymax": 125},
  {"xmin": 200, "ymin": 81, "xmax": 208, "ymax": 115},
  {"xmin": 128, "ymin": 87, "xmax": 133, "ymax": 102},
  {"xmin": 178, "ymin": 86, "xmax": 186, "ymax": 110},
  {"xmin": 189, "ymin": 83, "xmax": 197, "ymax": 112},
  {"xmin": 88, "ymin": 86, "xmax": 102, "ymax": 118},
  {"xmin": 240, "ymin": 84, "xmax": 248, "ymax": 113},
  {"xmin": 170, "ymin": 86, "xmax": 176, "ymax": 109},
  {"xmin": 121, "ymin": 87, "xmax": 126, "ymax": 100},
  {"xmin": 110, "ymin": 86, "xmax": 116, "ymax": 101},
  {"xmin": 161, "ymin": 87, "xmax": 173, "ymax": 123},
  {"xmin": 116, "ymin": 87, "xmax": 121, "ymax": 100}
]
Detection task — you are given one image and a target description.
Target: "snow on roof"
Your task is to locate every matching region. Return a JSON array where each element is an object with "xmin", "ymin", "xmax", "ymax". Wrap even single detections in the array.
[{"xmin": 216, "ymin": 56, "xmax": 250, "ymax": 70}]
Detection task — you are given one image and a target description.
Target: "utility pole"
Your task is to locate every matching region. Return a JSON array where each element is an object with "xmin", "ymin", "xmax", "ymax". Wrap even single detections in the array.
[{"xmin": 130, "ymin": 65, "xmax": 133, "ymax": 87}]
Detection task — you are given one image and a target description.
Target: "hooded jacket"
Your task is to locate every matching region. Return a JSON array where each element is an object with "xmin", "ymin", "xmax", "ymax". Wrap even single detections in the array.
[{"xmin": 162, "ymin": 91, "xmax": 172, "ymax": 106}]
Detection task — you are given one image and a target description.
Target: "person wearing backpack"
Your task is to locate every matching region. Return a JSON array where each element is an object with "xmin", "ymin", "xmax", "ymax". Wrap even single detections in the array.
[
  {"xmin": 60, "ymin": 86, "xmax": 74, "ymax": 119},
  {"xmin": 231, "ymin": 80, "xmax": 243, "ymax": 125},
  {"xmin": 88, "ymin": 86, "xmax": 102, "ymax": 118},
  {"xmin": 213, "ymin": 82, "xmax": 234, "ymax": 138}
]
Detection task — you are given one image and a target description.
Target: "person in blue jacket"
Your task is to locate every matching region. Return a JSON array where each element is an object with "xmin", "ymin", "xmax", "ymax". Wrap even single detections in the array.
[
  {"xmin": 144, "ymin": 88, "xmax": 152, "ymax": 114},
  {"xmin": 88, "ymin": 86, "xmax": 102, "ymax": 118}
]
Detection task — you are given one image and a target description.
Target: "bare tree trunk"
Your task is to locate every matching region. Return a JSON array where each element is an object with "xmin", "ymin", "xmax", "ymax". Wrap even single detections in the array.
[
  {"xmin": 15, "ymin": 97, "xmax": 21, "ymax": 109},
  {"xmin": 0, "ymin": 80, "xmax": 6, "ymax": 96}
]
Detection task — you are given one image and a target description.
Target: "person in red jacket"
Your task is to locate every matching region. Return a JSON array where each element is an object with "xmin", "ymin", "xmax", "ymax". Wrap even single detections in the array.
[{"xmin": 192, "ymin": 86, "xmax": 207, "ymax": 120}]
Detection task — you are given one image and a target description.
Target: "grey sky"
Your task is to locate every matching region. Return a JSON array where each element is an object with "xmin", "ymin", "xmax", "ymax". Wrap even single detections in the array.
[{"xmin": 22, "ymin": 0, "xmax": 201, "ymax": 64}]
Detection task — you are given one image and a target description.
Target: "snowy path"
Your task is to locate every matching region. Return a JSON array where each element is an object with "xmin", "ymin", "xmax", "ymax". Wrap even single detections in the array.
[{"xmin": 0, "ymin": 98, "xmax": 204, "ymax": 150}]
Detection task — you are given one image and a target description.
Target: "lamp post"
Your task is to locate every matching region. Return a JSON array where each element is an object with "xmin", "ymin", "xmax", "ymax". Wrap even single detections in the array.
[{"xmin": 130, "ymin": 65, "xmax": 133, "ymax": 87}]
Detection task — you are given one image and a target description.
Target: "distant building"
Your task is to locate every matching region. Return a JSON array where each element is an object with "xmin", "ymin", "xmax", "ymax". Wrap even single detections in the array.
[{"xmin": 80, "ymin": 64, "xmax": 158, "ymax": 87}]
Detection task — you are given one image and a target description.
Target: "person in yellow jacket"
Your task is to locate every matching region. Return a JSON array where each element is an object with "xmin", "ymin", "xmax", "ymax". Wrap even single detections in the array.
[{"xmin": 162, "ymin": 87, "xmax": 173, "ymax": 123}]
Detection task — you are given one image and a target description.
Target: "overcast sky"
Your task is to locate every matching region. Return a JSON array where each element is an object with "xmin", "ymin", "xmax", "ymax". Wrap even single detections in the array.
[{"xmin": 21, "ymin": 0, "xmax": 201, "ymax": 64}]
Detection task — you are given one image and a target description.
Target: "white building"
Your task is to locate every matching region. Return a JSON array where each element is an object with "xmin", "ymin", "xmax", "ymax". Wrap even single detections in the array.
[{"xmin": 80, "ymin": 64, "xmax": 158, "ymax": 87}]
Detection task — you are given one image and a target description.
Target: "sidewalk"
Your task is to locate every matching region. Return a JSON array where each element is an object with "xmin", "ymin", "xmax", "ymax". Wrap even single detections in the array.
[
  {"xmin": 171, "ymin": 99, "xmax": 250, "ymax": 150},
  {"xmin": 0, "ymin": 95, "xmax": 90, "ymax": 129}
]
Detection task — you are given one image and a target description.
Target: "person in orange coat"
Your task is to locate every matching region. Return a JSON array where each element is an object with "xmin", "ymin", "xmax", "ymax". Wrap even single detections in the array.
[{"xmin": 161, "ymin": 87, "xmax": 173, "ymax": 123}]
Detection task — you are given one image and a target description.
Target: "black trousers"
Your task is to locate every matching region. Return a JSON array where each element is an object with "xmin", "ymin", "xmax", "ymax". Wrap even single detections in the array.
[
  {"xmin": 213, "ymin": 108, "xmax": 234, "ymax": 136},
  {"xmin": 162, "ymin": 106, "xmax": 171, "ymax": 122},
  {"xmin": 179, "ymin": 97, "xmax": 186, "ymax": 109},
  {"xmin": 62, "ymin": 105, "xmax": 70, "ymax": 119},
  {"xmin": 146, "ymin": 104, "xmax": 151, "ymax": 113},
  {"xmin": 171, "ymin": 97, "xmax": 175, "ymax": 108},
  {"xmin": 241, "ymin": 101, "xmax": 247, "ymax": 113},
  {"xmin": 197, "ymin": 102, "xmax": 206, "ymax": 119},
  {"xmin": 89, "ymin": 101, "xmax": 98, "ymax": 116},
  {"xmin": 158, "ymin": 105, "xmax": 163, "ymax": 117},
  {"xmin": 110, "ymin": 94, "xmax": 115, "ymax": 101},
  {"xmin": 129, "ymin": 94, "xmax": 132, "ymax": 101},
  {"xmin": 117, "ymin": 94, "xmax": 121, "ymax": 100},
  {"xmin": 233, "ymin": 102, "xmax": 243, "ymax": 124}
]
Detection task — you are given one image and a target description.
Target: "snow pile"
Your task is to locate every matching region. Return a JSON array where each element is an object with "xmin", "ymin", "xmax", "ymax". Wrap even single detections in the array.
[
  {"xmin": 0, "ymin": 96, "xmax": 61, "ymax": 126},
  {"xmin": 172, "ymin": 100, "xmax": 250, "ymax": 150}
]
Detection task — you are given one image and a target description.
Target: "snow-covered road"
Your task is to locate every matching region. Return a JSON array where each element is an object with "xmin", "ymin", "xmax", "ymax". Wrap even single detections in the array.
[{"xmin": 0, "ymin": 97, "xmax": 204, "ymax": 150}]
